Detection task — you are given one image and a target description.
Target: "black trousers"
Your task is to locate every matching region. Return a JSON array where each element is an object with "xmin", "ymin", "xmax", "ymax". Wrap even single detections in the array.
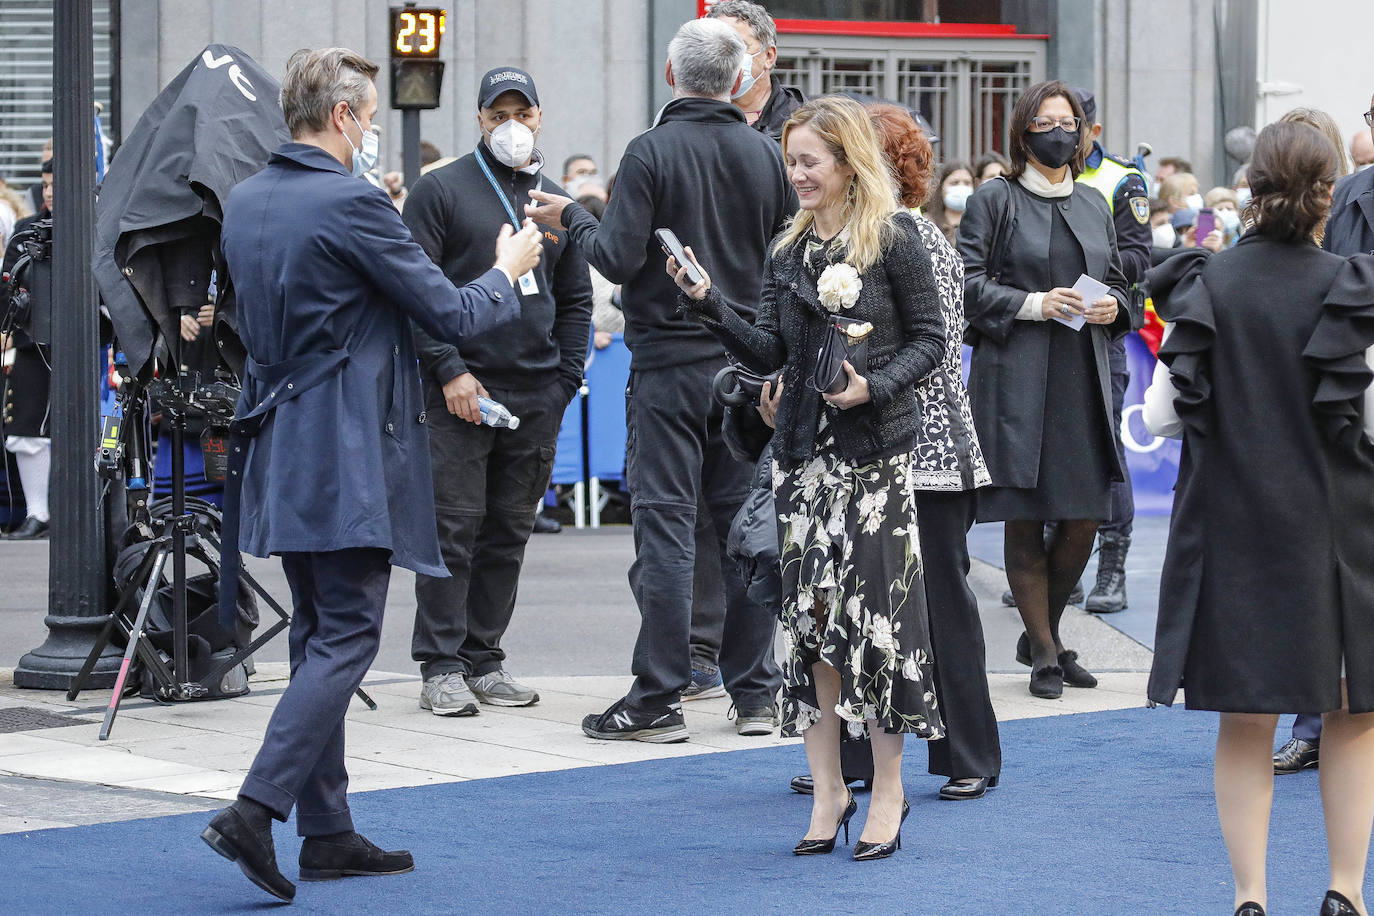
[
  {"xmin": 1100, "ymin": 338, "xmax": 1134, "ymax": 538},
  {"xmin": 412, "ymin": 381, "xmax": 565, "ymax": 680},
  {"xmin": 689, "ymin": 497, "xmax": 725, "ymax": 670},
  {"xmin": 624, "ymin": 359, "xmax": 780, "ymax": 710},
  {"xmin": 240, "ymin": 547, "xmax": 390, "ymax": 836},
  {"xmin": 839, "ymin": 489, "xmax": 1002, "ymax": 780}
]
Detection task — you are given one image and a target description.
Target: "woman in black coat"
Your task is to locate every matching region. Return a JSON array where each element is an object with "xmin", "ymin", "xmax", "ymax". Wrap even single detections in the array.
[
  {"xmin": 670, "ymin": 96, "xmax": 946, "ymax": 861},
  {"xmin": 1145, "ymin": 121, "xmax": 1374, "ymax": 916},
  {"xmin": 957, "ymin": 81, "xmax": 1130, "ymax": 698}
]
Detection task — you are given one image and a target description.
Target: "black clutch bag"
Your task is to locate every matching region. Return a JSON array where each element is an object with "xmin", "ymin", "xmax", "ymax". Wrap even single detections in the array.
[{"xmin": 810, "ymin": 320, "xmax": 870, "ymax": 395}]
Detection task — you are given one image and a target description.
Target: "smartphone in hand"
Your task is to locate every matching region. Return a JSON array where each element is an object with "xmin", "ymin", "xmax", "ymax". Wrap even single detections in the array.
[
  {"xmin": 655, "ymin": 228, "xmax": 704, "ymax": 286},
  {"xmin": 1195, "ymin": 207, "xmax": 1216, "ymax": 241}
]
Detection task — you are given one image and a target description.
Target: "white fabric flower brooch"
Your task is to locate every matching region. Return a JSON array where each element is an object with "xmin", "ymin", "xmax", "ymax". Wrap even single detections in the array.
[{"xmin": 817, "ymin": 263, "xmax": 862, "ymax": 313}]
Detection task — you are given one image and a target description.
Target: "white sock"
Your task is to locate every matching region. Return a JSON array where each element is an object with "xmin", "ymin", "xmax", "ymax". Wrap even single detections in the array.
[{"xmin": 12, "ymin": 440, "xmax": 51, "ymax": 523}]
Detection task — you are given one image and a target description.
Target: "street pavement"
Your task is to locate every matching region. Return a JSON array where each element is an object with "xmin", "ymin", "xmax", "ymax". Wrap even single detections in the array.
[{"xmin": 0, "ymin": 523, "xmax": 1156, "ymax": 835}]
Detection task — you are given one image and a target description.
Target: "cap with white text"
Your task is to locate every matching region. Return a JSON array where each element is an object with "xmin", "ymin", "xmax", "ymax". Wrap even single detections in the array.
[{"xmin": 478, "ymin": 66, "xmax": 539, "ymax": 109}]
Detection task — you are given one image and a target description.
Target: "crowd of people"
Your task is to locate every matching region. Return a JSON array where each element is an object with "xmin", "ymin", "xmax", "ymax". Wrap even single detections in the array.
[{"xmin": 2, "ymin": 1, "xmax": 1372, "ymax": 912}]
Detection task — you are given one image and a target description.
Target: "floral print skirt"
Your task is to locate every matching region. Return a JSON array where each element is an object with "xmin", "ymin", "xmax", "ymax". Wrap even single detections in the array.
[{"xmin": 773, "ymin": 414, "xmax": 943, "ymax": 740}]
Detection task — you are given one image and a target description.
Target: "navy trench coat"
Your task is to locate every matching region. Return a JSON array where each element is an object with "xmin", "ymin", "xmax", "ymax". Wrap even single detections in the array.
[{"xmin": 220, "ymin": 143, "xmax": 518, "ymax": 576}]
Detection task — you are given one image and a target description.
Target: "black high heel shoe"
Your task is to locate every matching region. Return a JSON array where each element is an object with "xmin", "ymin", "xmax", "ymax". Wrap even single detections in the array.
[
  {"xmin": 853, "ymin": 798, "xmax": 910, "ymax": 861},
  {"xmin": 793, "ymin": 789, "xmax": 857, "ymax": 856},
  {"xmin": 1234, "ymin": 902, "xmax": 1264, "ymax": 916},
  {"xmin": 1321, "ymin": 890, "xmax": 1359, "ymax": 915}
]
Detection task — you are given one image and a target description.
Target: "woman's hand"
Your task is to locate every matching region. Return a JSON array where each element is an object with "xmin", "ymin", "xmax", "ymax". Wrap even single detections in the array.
[
  {"xmin": 665, "ymin": 246, "xmax": 711, "ymax": 301},
  {"xmin": 593, "ymin": 330, "xmax": 613, "ymax": 349},
  {"xmin": 1083, "ymin": 295, "xmax": 1120, "ymax": 325},
  {"xmin": 823, "ymin": 361, "xmax": 870, "ymax": 409},
  {"xmin": 1040, "ymin": 287, "xmax": 1085, "ymax": 321},
  {"xmin": 1200, "ymin": 228, "xmax": 1225, "ymax": 253},
  {"xmin": 758, "ymin": 376, "xmax": 782, "ymax": 429}
]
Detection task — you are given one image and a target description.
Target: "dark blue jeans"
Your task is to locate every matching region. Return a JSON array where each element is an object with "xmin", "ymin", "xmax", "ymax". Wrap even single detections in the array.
[
  {"xmin": 240, "ymin": 547, "xmax": 390, "ymax": 836},
  {"xmin": 623, "ymin": 358, "xmax": 781, "ymax": 711}
]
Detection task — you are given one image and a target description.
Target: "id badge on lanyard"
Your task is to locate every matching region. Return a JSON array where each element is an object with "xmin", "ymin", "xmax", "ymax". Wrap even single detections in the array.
[{"xmin": 477, "ymin": 148, "xmax": 540, "ymax": 296}]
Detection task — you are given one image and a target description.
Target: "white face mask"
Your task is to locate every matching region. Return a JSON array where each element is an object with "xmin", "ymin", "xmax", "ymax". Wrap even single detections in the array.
[
  {"xmin": 1152, "ymin": 224, "xmax": 1177, "ymax": 248},
  {"xmin": 731, "ymin": 48, "xmax": 766, "ymax": 101},
  {"xmin": 486, "ymin": 120, "xmax": 536, "ymax": 168},
  {"xmin": 1184, "ymin": 193, "xmax": 1204, "ymax": 211},
  {"xmin": 1235, "ymin": 187, "xmax": 1252, "ymax": 209},
  {"xmin": 1217, "ymin": 208, "xmax": 1241, "ymax": 233},
  {"xmin": 943, "ymin": 184, "xmax": 974, "ymax": 213},
  {"xmin": 345, "ymin": 110, "xmax": 379, "ymax": 179}
]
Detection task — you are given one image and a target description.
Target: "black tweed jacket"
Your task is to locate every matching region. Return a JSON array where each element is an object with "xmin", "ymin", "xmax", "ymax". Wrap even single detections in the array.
[{"xmin": 681, "ymin": 211, "xmax": 945, "ymax": 464}]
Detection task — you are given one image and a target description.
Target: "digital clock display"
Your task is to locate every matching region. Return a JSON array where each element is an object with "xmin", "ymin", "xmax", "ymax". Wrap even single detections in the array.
[{"xmin": 390, "ymin": 8, "xmax": 445, "ymax": 58}]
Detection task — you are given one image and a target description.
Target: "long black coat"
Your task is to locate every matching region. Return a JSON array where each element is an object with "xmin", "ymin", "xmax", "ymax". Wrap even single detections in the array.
[
  {"xmin": 957, "ymin": 178, "xmax": 1131, "ymax": 489},
  {"xmin": 1146, "ymin": 240, "xmax": 1374, "ymax": 714}
]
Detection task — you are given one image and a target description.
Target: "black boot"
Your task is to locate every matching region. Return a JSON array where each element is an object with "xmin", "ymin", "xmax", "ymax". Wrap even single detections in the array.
[{"xmin": 1085, "ymin": 532, "xmax": 1129, "ymax": 613}]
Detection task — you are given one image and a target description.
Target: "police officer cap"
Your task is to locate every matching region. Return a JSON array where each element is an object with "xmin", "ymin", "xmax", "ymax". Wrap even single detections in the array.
[
  {"xmin": 1072, "ymin": 87, "xmax": 1097, "ymax": 126},
  {"xmin": 479, "ymin": 66, "xmax": 539, "ymax": 109}
]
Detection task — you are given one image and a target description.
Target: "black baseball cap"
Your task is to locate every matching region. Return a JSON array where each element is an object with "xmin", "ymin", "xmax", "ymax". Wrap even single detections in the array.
[
  {"xmin": 478, "ymin": 66, "xmax": 539, "ymax": 109},
  {"xmin": 1072, "ymin": 87, "xmax": 1097, "ymax": 125}
]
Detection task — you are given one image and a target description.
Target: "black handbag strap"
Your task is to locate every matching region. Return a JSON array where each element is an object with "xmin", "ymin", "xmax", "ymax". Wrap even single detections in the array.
[{"xmin": 986, "ymin": 175, "xmax": 1017, "ymax": 283}]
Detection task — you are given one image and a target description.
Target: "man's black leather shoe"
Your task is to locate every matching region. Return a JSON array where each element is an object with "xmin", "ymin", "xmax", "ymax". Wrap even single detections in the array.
[
  {"xmin": 201, "ymin": 804, "xmax": 295, "ymax": 902},
  {"xmin": 299, "ymin": 831, "xmax": 414, "ymax": 880},
  {"xmin": 938, "ymin": 775, "xmax": 999, "ymax": 800},
  {"xmin": 789, "ymin": 774, "xmax": 872, "ymax": 795},
  {"xmin": 6, "ymin": 516, "xmax": 49, "ymax": 540},
  {"xmin": 1273, "ymin": 737, "xmax": 1319, "ymax": 774}
]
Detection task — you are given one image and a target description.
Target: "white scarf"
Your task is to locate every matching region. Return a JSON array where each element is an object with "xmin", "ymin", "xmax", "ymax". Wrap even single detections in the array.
[{"xmin": 1018, "ymin": 166, "xmax": 1075, "ymax": 199}]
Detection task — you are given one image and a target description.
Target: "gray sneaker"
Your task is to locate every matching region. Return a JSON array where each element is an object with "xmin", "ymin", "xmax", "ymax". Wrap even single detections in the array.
[
  {"xmin": 419, "ymin": 672, "xmax": 479, "ymax": 717},
  {"xmin": 466, "ymin": 669, "xmax": 540, "ymax": 707},
  {"xmin": 731, "ymin": 704, "xmax": 778, "ymax": 737}
]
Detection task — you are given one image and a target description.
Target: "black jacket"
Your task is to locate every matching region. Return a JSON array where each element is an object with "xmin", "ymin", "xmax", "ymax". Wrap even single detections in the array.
[
  {"xmin": 405, "ymin": 143, "xmax": 592, "ymax": 394},
  {"xmin": 1146, "ymin": 242, "xmax": 1374, "ymax": 713},
  {"xmin": 1324, "ymin": 166, "xmax": 1374, "ymax": 257},
  {"xmin": 561, "ymin": 97, "xmax": 796, "ymax": 370},
  {"xmin": 752, "ymin": 80, "xmax": 804, "ymax": 143},
  {"xmin": 957, "ymin": 177, "xmax": 1131, "ymax": 489},
  {"xmin": 685, "ymin": 211, "xmax": 946, "ymax": 464}
]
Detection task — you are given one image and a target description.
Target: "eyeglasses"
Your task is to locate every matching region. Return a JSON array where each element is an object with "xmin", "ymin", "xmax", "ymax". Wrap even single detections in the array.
[
  {"xmin": 1029, "ymin": 116, "xmax": 1081, "ymax": 133},
  {"xmin": 1365, "ymin": 109, "xmax": 1374, "ymax": 127}
]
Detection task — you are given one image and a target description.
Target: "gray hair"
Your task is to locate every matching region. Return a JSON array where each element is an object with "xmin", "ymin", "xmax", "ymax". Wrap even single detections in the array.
[
  {"xmin": 706, "ymin": 0, "xmax": 777, "ymax": 50},
  {"xmin": 280, "ymin": 47, "xmax": 379, "ymax": 138},
  {"xmin": 667, "ymin": 19, "xmax": 747, "ymax": 98}
]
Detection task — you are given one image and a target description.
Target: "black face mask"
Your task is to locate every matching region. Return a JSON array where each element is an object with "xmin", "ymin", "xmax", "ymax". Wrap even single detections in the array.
[{"xmin": 1024, "ymin": 127, "xmax": 1080, "ymax": 170}]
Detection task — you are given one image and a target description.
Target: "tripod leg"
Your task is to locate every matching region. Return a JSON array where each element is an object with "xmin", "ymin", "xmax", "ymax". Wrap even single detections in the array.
[
  {"xmin": 67, "ymin": 544, "xmax": 165, "ymax": 701},
  {"xmin": 354, "ymin": 687, "xmax": 377, "ymax": 710},
  {"xmin": 100, "ymin": 550, "xmax": 170, "ymax": 741}
]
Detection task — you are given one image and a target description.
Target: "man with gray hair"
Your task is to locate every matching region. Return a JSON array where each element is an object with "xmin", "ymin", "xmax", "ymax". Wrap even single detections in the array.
[
  {"xmin": 202, "ymin": 47, "xmax": 541, "ymax": 901},
  {"xmin": 528, "ymin": 17, "xmax": 794, "ymax": 742},
  {"xmin": 707, "ymin": 0, "xmax": 803, "ymax": 141}
]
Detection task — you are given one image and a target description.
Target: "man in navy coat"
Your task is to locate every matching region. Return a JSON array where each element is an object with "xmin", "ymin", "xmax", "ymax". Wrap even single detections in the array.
[{"xmin": 200, "ymin": 48, "xmax": 543, "ymax": 902}]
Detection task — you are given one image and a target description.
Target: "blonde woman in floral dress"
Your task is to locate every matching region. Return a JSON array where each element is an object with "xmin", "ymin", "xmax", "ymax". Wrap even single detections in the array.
[{"xmin": 668, "ymin": 96, "xmax": 946, "ymax": 861}]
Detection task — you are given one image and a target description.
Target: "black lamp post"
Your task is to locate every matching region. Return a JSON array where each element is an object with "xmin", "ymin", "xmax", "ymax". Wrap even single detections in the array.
[{"xmin": 14, "ymin": 0, "xmax": 118, "ymax": 688}]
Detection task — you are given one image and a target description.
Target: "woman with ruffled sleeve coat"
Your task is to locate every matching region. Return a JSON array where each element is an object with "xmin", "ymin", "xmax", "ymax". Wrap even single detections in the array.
[{"xmin": 1145, "ymin": 121, "xmax": 1374, "ymax": 916}]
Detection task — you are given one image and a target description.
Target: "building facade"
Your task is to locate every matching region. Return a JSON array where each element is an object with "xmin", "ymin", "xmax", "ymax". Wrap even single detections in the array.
[{"xmin": 1, "ymin": 1, "xmax": 1371, "ymax": 203}]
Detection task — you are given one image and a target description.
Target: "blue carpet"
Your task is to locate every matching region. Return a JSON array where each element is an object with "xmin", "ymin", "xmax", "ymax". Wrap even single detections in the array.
[{"xmin": 3, "ymin": 706, "xmax": 1354, "ymax": 915}]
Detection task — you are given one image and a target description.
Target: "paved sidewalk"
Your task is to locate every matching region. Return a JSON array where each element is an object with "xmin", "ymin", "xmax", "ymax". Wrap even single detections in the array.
[{"xmin": 0, "ymin": 527, "xmax": 1155, "ymax": 835}]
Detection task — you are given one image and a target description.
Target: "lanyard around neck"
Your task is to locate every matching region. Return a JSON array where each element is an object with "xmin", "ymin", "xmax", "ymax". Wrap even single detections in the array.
[{"xmin": 475, "ymin": 148, "xmax": 523, "ymax": 231}]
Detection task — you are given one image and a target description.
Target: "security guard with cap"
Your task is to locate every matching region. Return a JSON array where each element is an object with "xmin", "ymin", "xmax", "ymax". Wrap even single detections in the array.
[{"xmin": 1074, "ymin": 87, "xmax": 1150, "ymax": 614}]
